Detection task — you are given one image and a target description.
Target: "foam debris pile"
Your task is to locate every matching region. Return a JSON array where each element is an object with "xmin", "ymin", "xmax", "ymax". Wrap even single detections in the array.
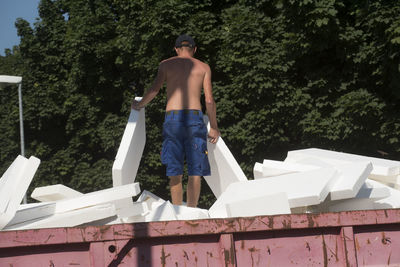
[{"xmin": 1, "ymin": 102, "xmax": 400, "ymax": 230}]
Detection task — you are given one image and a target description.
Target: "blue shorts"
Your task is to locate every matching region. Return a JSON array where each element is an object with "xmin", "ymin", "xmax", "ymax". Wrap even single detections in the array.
[{"xmin": 161, "ymin": 110, "xmax": 211, "ymax": 177}]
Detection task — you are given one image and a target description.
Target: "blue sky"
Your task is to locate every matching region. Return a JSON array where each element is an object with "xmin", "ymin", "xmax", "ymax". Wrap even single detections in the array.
[{"xmin": 0, "ymin": 0, "xmax": 41, "ymax": 56}]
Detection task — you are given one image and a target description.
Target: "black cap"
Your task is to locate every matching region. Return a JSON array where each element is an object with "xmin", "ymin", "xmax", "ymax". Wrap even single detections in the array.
[{"xmin": 175, "ymin": 34, "xmax": 196, "ymax": 48}]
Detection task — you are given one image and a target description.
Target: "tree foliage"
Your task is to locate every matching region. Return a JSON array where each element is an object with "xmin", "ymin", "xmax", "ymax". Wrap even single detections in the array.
[{"xmin": 0, "ymin": 0, "xmax": 399, "ymax": 208}]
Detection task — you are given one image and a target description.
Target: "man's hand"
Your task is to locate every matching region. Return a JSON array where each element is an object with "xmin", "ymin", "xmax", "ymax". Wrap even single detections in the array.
[
  {"xmin": 131, "ymin": 99, "xmax": 142, "ymax": 110},
  {"xmin": 208, "ymin": 128, "xmax": 220, "ymax": 144}
]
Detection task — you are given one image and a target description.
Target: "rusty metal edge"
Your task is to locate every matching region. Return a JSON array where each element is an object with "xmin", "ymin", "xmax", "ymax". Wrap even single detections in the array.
[{"xmin": 1, "ymin": 208, "xmax": 399, "ymax": 248}]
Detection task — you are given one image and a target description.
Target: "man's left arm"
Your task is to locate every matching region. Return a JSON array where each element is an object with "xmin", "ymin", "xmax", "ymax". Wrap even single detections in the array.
[{"xmin": 132, "ymin": 63, "xmax": 166, "ymax": 110}]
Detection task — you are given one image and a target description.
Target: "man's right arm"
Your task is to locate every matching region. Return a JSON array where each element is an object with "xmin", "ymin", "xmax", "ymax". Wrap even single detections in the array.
[
  {"xmin": 203, "ymin": 64, "xmax": 220, "ymax": 144},
  {"xmin": 132, "ymin": 63, "xmax": 166, "ymax": 110}
]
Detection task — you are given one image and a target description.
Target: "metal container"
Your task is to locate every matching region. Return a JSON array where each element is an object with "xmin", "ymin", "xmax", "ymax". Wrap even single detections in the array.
[{"xmin": 1, "ymin": 209, "xmax": 400, "ymax": 266}]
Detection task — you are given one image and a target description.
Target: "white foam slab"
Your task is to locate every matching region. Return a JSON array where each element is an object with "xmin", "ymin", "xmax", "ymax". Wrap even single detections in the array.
[
  {"xmin": 54, "ymin": 183, "xmax": 141, "ymax": 213},
  {"xmin": 294, "ymin": 157, "xmax": 334, "ymax": 168},
  {"xmin": 209, "ymin": 168, "xmax": 338, "ymax": 218},
  {"xmin": 203, "ymin": 116, "xmax": 248, "ymax": 197},
  {"xmin": 113, "ymin": 198, "xmax": 148, "ymax": 218},
  {"xmin": 357, "ymin": 179, "xmax": 391, "ymax": 199},
  {"xmin": 375, "ymin": 180, "xmax": 400, "ymax": 190},
  {"xmin": 369, "ymin": 174, "xmax": 400, "ymax": 184},
  {"xmin": 0, "ymin": 156, "xmax": 40, "ymax": 230},
  {"xmin": 285, "ymin": 148, "xmax": 400, "ymax": 176},
  {"xmin": 316, "ymin": 178, "xmax": 391, "ymax": 213},
  {"xmin": 327, "ymin": 198, "xmax": 377, "ymax": 212},
  {"xmin": 0, "ymin": 156, "xmax": 29, "ymax": 213},
  {"xmin": 4, "ymin": 204, "xmax": 116, "ymax": 230},
  {"xmin": 172, "ymin": 204, "xmax": 209, "ymax": 220},
  {"xmin": 112, "ymin": 97, "xmax": 146, "ymax": 186},
  {"xmin": 325, "ymin": 181, "xmax": 393, "ymax": 212},
  {"xmin": 122, "ymin": 200, "xmax": 177, "ymax": 223},
  {"xmin": 137, "ymin": 190, "xmax": 165, "ymax": 203},
  {"xmin": 374, "ymin": 185, "xmax": 400, "ymax": 209},
  {"xmin": 254, "ymin": 160, "xmax": 319, "ymax": 179},
  {"xmin": 253, "ymin": 162, "xmax": 264, "ymax": 179},
  {"xmin": 31, "ymin": 184, "xmax": 83, "ymax": 202},
  {"xmin": 7, "ymin": 202, "xmax": 55, "ymax": 226},
  {"xmin": 77, "ymin": 216, "xmax": 121, "ymax": 227},
  {"xmin": 330, "ymin": 162, "xmax": 373, "ymax": 200},
  {"xmin": 226, "ymin": 192, "xmax": 290, "ymax": 217}
]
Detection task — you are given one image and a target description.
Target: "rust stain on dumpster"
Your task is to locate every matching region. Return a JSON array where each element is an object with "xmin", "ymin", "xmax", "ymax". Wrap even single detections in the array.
[
  {"xmin": 381, "ymin": 232, "xmax": 391, "ymax": 245},
  {"xmin": 282, "ymin": 219, "xmax": 291, "ymax": 229},
  {"xmin": 306, "ymin": 242, "xmax": 311, "ymax": 251},
  {"xmin": 160, "ymin": 246, "xmax": 170, "ymax": 267},
  {"xmin": 183, "ymin": 249, "xmax": 189, "ymax": 260},
  {"xmin": 307, "ymin": 214, "xmax": 315, "ymax": 228},
  {"xmin": 322, "ymin": 235, "xmax": 328, "ymax": 267},
  {"xmin": 268, "ymin": 216, "xmax": 274, "ymax": 228},
  {"xmin": 224, "ymin": 243, "xmax": 235, "ymax": 267},
  {"xmin": 355, "ymin": 237, "xmax": 360, "ymax": 251},
  {"xmin": 185, "ymin": 221, "xmax": 199, "ymax": 228},
  {"xmin": 44, "ymin": 234, "xmax": 54, "ymax": 244}
]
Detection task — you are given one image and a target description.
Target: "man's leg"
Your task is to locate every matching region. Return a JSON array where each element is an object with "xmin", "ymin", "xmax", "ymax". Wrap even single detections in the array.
[
  {"xmin": 187, "ymin": 175, "xmax": 201, "ymax": 207},
  {"xmin": 169, "ymin": 175, "xmax": 183, "ymax": 205}
]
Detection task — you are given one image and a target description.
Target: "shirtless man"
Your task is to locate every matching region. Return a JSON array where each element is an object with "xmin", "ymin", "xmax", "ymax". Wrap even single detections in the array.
[{"xmin": 132, "ymin": 34, "xmax": 219, "ymax": 207}]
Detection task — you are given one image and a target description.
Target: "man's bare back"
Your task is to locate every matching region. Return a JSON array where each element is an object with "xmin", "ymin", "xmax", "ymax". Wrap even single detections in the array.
[
  {"xmin": 131, "ymin": 36, "xmax": 218, "ymax": 143},
  {"xmin": 160, "ymin": 56, "xmax": 211, "ymax": 111}
]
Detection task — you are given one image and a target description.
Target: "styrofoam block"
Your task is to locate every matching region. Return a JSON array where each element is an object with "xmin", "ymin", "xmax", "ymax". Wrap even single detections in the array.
[
  {"xmin": 54, "ymin": 183, "xmax": 141, "ymax": 213},
  {"xmin": 146, "ymin": 200, "xmax": 178, "ymax": 221},
  {"xmin": 172, "ymin": 204, "xmax": 209, "ymax": 220},
  {"xmin": 226, "ymin": 192, "xmax": 290, "ymax": 217},
  {"xmin": 203, "ymin": 116, "xmax": 248, "ymax": 198},
  {"xmin": 357, "ymin": 179, "xmax": 391, "ymax": 199},
  {"xmin": 112, "ymin": 97, "xmax": 146, "ymax": 186},
  {"xmin": 293, "ymin": 157, "xmax": 334, "ymax": 168},
  {"xmin": 369, "ymin": 174, "xmax": 400, "ymax": 184},
  {"xmin": 18, "ymin": 202, "xmax": 51, "ymax": 209},
  {"xmin": 330, "ymin": 162, "xmax": 373, "ymax": 200},
  {"xmin": 31, "ymin": 184, "xmax": 83, "ymax": 202},
  {"xmin": 122, "ymin": 200, "xmax": 177, "ymax": 223},
  {"xmin": 254, "ymin": 160, "xmax": 319, "ymax": 179},
  {"xmin": 324, "ymin": 181, "xmax": 393, "ymax": 212},
  {"xmin": 137, "ymin": 190, "xmax": 165, "ymax": 204},
  {"xmin": 263, "ymin": 159, "xmax": 320, "ymax": 172},
  {"xmin": 285, "ymin": 148, "xmax": 400, "ymax": 176},
  {"xmin": 0, "ymin": 156, "xmax": 21, "ymax": 190},
  {"xmin": 4, "ymin": 204, "xmax": 116, "ymax": 230},
  {"xmin": 327, "ymin": 198, "xmax": 377, "ymax": 212},
  {"xmin": 253, "ymin": 162, "xmax": 264, "ymax": 179},
  {"xmin": 113, "ymin": 198, "xmax": 148, "ymax": 218},
  {"xmin": 0, "ymin": 155, "xmax": 29, "ymax": 213},
  {"xmin": 374, "ymin": 180, "xmax": 400, "ymax": 190},
  {"xmin": 77, "ymin": 216, "xmax": 121, "ymax": 227},
  {"xmin": 135, "ymin": 190, "xmax": 166, "ymax": 214},
  {"xmin": 7, "ymin": 202, "xmax": 55, "ymax": 226},
  {"xmin": 209, "ymin": 168, "xmax": 338, "ymax": 218},
  {"xmin": 0, "ymin": 156, "xmax": 40, "ymax": 230},
  {"xmin": 316, "ymin": 178, "xmax": 390, "ymax": 213},
  {"xmin": 374, "ymin": 185, "xmax": 400, "ymax": 209}
]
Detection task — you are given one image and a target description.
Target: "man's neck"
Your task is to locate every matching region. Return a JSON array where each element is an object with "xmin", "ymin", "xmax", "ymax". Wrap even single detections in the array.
[{"xmin": 177, "ymin": 52, "xmax": 194, "ymax": 58}]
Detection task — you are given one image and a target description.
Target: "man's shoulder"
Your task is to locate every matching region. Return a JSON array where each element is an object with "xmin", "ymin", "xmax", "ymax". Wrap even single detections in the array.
[
  {"xmin": 191, "ymin": 58, "xmax": 210, "ymax": 71},
  {"xmin": 158, "ymin": 57, "xmax": 175, "ymax": 66},
  {"xmin": 160, "ymin": 57, "xmax": 210, "ymax": 72}
]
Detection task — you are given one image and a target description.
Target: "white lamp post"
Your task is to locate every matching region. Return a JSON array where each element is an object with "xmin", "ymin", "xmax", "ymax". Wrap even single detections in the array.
[{"xmin": 0, "ymin": 75, "xmax": 27, "ymax": 204}]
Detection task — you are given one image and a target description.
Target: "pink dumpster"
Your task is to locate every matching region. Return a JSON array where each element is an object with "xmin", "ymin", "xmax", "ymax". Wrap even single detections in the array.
[{"xmin": 1, "ymin": 209, "xmax": 400, "ymax": 266}]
